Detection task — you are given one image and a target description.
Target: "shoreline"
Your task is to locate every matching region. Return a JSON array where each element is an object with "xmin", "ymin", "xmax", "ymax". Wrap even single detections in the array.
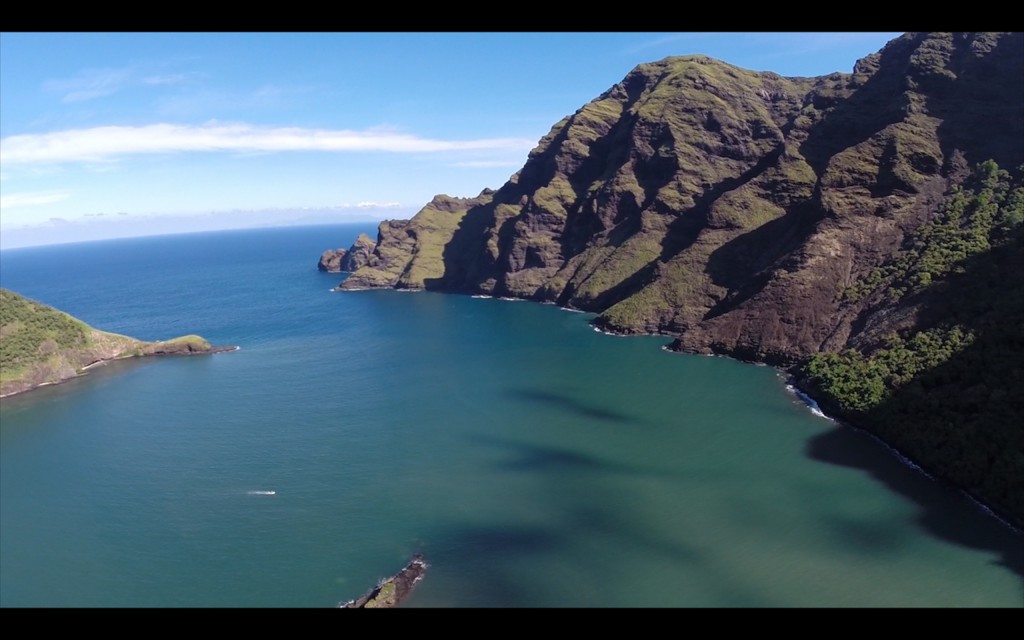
[
  {"xmin": 780, "ymin": 371, "xmax": 1024, "ymax": 536},
  {"xmin": 0, "ymin": 344, "xmax": 239, "ymax": 400},
  {"xmin": 532, "ymin": 295, "xmax": 1024, "ymax": 534},
  {"xmin": 330, "ymin": 283, "xmax": 1023, "ymax": 534}
]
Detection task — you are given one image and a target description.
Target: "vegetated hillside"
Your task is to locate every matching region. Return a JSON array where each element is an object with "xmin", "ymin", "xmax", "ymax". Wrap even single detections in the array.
[
  {"xmin": 329, "ymin": 32, "xmax": 1024, "ymax": 527},
  {"xmin": 0, "ymin": 289, "xmax": 224, "ymax": 398},
  {"xmin": 801, "ymin": 161, "xmax": 1023, "ymax": 526}
]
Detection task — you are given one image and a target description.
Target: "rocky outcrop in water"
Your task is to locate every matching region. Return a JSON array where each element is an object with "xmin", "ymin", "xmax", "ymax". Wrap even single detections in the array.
[
  {"xmin": 318, "ymin": 234, "xmax": 378, "ymax": 273},
  {"xmin": 340, "ymin": 555, "xmax": 428, "ymax": 608},
  {"xmin": 318, "ymin": 248, "xmax": 347, "ymax": 272}
]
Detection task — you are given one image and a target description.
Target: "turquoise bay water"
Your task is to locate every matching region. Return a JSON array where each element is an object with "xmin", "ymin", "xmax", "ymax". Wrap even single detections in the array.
[{"xmin": 1, "ymin": 224, "xmax": 1021, "ymax": 607}]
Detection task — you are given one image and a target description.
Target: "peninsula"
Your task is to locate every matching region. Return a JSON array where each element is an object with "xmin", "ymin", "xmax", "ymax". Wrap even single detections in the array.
[{"xmin": 0, "ymin": 288, "xmax": 235, "ymax": 399}]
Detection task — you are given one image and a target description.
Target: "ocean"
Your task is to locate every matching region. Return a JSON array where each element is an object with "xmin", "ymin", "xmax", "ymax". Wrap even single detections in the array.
[{"xmin": 1, "ymin": 223, "xmax": 1020, "ymax": 607}]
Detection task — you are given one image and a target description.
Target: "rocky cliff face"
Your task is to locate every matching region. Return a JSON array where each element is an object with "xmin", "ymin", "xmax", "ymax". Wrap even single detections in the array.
[
  {"xmin": 318, "ymin": 233, "xmax": 378, "ymax": 272},
  {"xmin": 318, "ymin": 248, "xmax": 345, "ymax": 272},
  {"xmin": 340, "ymin": 191, "xmax": 494, "ymax": 289},
  {"xmin": 341, "ymin": 32, "xmax": 1022, "ymax": 364}
]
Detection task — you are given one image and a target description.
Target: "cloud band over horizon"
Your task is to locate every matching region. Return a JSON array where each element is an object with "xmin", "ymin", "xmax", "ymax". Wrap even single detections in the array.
[{"xmin": 1, "ymin": 122, "xmax": 538, "ymax": 166}]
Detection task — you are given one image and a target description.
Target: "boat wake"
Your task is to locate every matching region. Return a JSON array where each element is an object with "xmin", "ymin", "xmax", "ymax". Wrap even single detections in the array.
[{"xmin": 247, "ymin": 490, "xmax": 276, "ymax": 496}]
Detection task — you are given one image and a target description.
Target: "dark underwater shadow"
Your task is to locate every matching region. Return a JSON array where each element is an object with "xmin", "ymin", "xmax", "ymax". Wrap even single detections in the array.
[
  {"xmin": 507, "ymin": 387, "xmax": 641, "ymax": 425},
  {"xmin": 806, "ymin": 424, "xmax": 1024, "ymax": 583}
]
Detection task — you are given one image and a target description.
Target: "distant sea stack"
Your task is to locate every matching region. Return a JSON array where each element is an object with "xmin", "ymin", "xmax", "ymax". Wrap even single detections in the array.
[
  {"xmin": 325, "ymin": 32, "xmax": 1024, "ymax": 528},
  {"xmin": 0, "ymin": 288, "xmax": 236, "ymax": 398},
  {"xmin": 317, "ymin": 233, "xmax": 377, "ymax": 273}
]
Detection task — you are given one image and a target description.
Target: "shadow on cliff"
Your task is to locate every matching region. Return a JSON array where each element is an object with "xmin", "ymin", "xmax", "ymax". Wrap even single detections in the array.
[
  {"xmin": 696, "ymin": 35, "xmax": 1024, "ymax": 327},
  {"xmin": 927, "ymin": 32, "xmax": 1024, "ymax": 172},
  {"xmin": 695, "ymin": 43, "xmax": 926, "ymax": 320},
  {"xmin": 700, "ymin": 201, "xmax": 822, "ymax": 322},
  {"xmin": 424, "ymin": 198, "xmax": 497, "ymax": 292},
  {"xmin": 426, "ymin": 91, "xmax": 644, "ymax": 296},
  {"xmin": 646, "ymin": 41, "xmax": 917, "ymax": 327}
]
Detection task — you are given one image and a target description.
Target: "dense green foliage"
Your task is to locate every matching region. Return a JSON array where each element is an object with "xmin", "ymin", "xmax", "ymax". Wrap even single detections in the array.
[
  {"xmin": 844, "ymin": 160, "xmax": 1024, "ymax": 303},
  {"xmin": 802, "ymin": 161, "xmax": 1024, "ymax": 522},
  {"xmin": 809, "ymin": 161, "xmax": 1023, "ymax": 412},
  {"xmin": 0, "ymin": 289, "xmax": 89, "ymax": 375},
  {"xmin": 1, "ymin": 289, "xmax": 219, "ymax": 397},
  {"xmin": 804, "ymin": 327, "xmax": 976, "ymax": 413}
]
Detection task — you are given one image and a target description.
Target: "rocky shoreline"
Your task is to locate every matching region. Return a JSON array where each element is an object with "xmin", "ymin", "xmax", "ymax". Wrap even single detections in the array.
[{"xmin": 340, "ymin": 555, "xmax": 428, "ymax": 608}]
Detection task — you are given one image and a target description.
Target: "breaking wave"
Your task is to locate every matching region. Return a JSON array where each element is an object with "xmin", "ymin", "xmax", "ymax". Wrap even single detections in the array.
[{"xmin": 786, "ymin": 384, "xmax": 833, "ymax": 421}]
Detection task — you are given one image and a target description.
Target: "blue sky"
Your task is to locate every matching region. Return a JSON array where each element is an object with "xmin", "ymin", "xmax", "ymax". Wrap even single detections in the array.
[{"xmin": 0, "ymin": 32, "xmax": 904, "ymax": 248}]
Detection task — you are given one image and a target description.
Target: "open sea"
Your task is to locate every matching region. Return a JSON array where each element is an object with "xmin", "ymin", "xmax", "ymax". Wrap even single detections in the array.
[{"xmin": 1, "ymin": 223, "xmax": 1021, "ymax": 608}]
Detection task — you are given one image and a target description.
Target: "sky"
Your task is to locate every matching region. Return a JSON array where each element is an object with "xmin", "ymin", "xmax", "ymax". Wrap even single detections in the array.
[{"xmin": 0, "ymin": 32, "xmax": 905, "ymax": 249}]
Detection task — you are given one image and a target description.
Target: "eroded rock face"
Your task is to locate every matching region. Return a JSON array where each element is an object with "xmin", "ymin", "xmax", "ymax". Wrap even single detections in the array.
[
  {"xmin": 339, "ymin": 234, "xmax": 376, "ymax": 271},
  {"xmin": 340, "ymin": 192, "xmax": 494, "ymax": 290},
  {"xmin": 318, "ymin": 234, "xmax": 379, "ymax": 273},
  {"xmin": 337, "ymin": 32, "xmax": 1023, "ymax": 365},
  {"xmin": 318, "ymin": 248, "xmax": 347, "ymax": 272}
]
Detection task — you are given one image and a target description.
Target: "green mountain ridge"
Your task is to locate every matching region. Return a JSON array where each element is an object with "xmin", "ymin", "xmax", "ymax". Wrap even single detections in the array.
[
  {"xmin": 0, "ymin": 289, "xmax": 231, "ymax": 398},
  {"xmin": 327, "ymin": 32, "xmax": 1023, "ymax": 528}
]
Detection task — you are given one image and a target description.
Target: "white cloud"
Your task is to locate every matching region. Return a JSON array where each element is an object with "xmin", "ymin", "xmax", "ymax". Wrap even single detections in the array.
[
  {"xmin": 44, "ymin": 67, "xmax": 133, "ymax": 103},
  {"xmin": 624, "ymin": 33, "xmax": 713, "ymax": 54},
  {"xmin": 450, "ymin": 160, "xmax": 524, "ymax": 168},
  {"xmin": 141, "ymin": 73, "xmax": 193, "ymax": 86},
  {"xmin": 356, "ymin": 201, "xmax": 402, "ymax": 209},
  {"xmin": 0, "ymin": 190, "xmax": 71, "ymax": 209},
  {"xmin": 0, "ymin": 123, "xmax": 537, "ymax": 165}
]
